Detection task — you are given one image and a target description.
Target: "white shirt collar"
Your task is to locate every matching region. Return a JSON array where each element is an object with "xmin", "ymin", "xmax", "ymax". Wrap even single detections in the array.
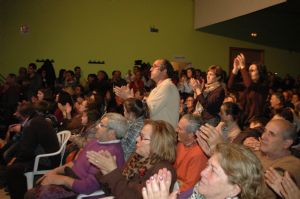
[{"xmin": 97, "ymin": 139, "xmax": 121, "ymax": 145}]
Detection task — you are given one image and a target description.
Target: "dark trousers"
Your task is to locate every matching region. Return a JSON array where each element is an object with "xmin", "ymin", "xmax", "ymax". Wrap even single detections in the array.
[{"xmin": 6, "ymin": 162, "xmax": 31, "ymax": 199}]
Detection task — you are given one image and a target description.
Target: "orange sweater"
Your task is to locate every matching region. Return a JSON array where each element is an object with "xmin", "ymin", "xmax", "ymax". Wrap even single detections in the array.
[{"xmin": 173, "ymin": 142, "xmax": 208, "ymax": 192}]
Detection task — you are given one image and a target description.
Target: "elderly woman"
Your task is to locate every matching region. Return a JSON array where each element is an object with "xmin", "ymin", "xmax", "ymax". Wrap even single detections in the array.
[
  {"xmin": 87, "ymin": 120, "xmax": 177, "ymax": 199},
  {"xmin": 142, "ymin": 143, "xmax": 265, "ymax": 199},
  {"xmin": 190, "ymin": 65, "xmax": 225, "ymax": 126}
]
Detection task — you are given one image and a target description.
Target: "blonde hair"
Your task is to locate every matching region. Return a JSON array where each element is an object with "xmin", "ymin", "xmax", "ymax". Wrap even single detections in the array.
[
  {"xmin": 145, "ymin": 120, "xmax": 177, "ymax": 163},
  {"xmin": 215, "ymin": 143, "xmax": 265, "ymax": 199}
]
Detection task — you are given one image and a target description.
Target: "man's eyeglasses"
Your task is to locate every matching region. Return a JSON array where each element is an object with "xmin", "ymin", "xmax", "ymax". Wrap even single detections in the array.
[
  {"xmin": 151, "ymin": 64, "xmax": 162, "ymax": 70},
  {"xmin": 98, "ymin": 123, "xmax": 110, "ymax": 129},
  {"xmin": 139, "ymin": 133, "xmax": 151, "ymax": 141}
]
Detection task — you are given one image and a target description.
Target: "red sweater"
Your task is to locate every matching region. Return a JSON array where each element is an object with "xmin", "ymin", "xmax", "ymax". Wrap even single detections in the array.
[{"xmin": 173, "ymin": 142, "xmax": 208, "ymax": 192}]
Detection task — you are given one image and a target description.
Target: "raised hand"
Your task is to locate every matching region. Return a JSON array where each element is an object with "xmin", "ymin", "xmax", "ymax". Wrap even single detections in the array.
[
  {"xmin": 200, "ymin": 124, "xmax": 223, "ymax": 148},
  {"xmin": 243, "ymin": 137, "xmax": 260, "ymax": 151},
  {"xmin": 113, "ymin": 85, "xmax": 134, "ymax": 100},
  {"xmin": 195, "ymin": 130, "xmax": 212, "ymax": 156},
  {"xmin": 142, "ymin": 168, "xmax": 178, "ymax": 199},
  {"xmin": 195, "ymin": 123, "xmax": 224, "ymax": 156},
  {"xmin": 65, "ymin": 102, "xmax": 72, "ymax": 114},
  {"xmin": 232, "ymin": 53, "xmax": 246, "ymax": 74},
  {"xmin": 189, "ymin": 78, "xmax": 204, "ymax": 95}
]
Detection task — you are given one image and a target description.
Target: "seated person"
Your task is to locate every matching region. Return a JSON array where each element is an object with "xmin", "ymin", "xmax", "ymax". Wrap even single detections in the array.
[
  {"xmin": 121, "ymin": 98, "xmax": 149, "ymax": 160},
  {"xmin": 25, "ymin": 113, "xmax": 127, "ymax": 199},
  {"xmin": 252, "ymin": 119, "xmax": 300, "ymax": 199},
  {"xmin": 87, "ymin": 120, "xmax": 177, "ymax": 199},
  {"xmin": 64, "ymin": 109, "xmax": 101, "ymax": 163},
  {"xmin": 198, "ymin": 118, "xmax": 300, "ymax": 199},
  {"xmin": 174, "ymin": 114, "xmax": 207, "ymax": 197},
  {"xmin": 233, "ymin": 116, "xmax": 267, "ymax": 145},
  {"xmin": 142, "ymin": 143, "xmax": 265, "ymax": 199},
  {"xmin": 215, "ymin": 102, "xmax": 241, "ymax": 143},
  {"xmin": 1, "ymin": 102, "xmax": 60, "ymax": 199}
]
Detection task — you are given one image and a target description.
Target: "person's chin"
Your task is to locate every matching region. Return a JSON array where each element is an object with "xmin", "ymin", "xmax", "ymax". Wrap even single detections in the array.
[
  {"xmin": 197, "ymin": 181, "xmax": 207, "ymax": 195},
  {"xmin": 260, "ymin": 144, "xmax": 267, "ymax": 153}
]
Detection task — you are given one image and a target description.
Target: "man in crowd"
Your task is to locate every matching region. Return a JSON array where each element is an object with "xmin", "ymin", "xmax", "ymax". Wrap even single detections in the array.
[
  {"xmin": 174, "ymin": 114, "xmax": 208, "ymax": 198},
  {"xmin": 114, "ymin": 59, "xmax": 179, "ymax": 128},
  {"xmin": 25, "ymin": 113, "xmax": 127, "ymax": 198},
  {"xmin": 256, "ymin": 119, "xmax": 300, "ymax": 199},
  {"xmin": 4, "ymin": 102, "xmax": 60, "ymax": 199}
]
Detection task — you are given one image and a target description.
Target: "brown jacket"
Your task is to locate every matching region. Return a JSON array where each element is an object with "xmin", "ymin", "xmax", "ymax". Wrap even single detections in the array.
[{"xmin": 96, "ymin": 160, "xmax": 176, "ymax": 199}]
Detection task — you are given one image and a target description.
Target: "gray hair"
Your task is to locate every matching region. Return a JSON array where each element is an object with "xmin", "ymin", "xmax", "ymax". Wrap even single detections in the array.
[
  {"xmin": 272, "ymin": 119, "xmax": 297, "ymax": 143},
  {"xmin": 101, "ymin": 113, "xmax": 128, "ymax": 139},
  {"xmin": 181, "ymin": 114, "xmax": 204, "ymax": 134}
]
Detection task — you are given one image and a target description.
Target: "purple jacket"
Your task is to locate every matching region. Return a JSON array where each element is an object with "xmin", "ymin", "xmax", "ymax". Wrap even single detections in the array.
[{"xmin": 71, "ymin": 139, "xmax": 125, "ymax": 194}]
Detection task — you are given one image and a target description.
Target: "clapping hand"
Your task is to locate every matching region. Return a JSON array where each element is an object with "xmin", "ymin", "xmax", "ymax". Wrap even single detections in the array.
[
  {"xmin": 265, "ymin": 168, "xmax": 300, "ymax": 199},
  {"xmin": 65, "ymin": 102, "xmax": 72, "ymax": 114},
  {"xmin": 86, "ymin": 150, "xmax": 117, "ymax": 175},
  {"xmin": 265, "ymin": 167, "xmax": 284, "ymax": 197},
  {"xmin": 232, "ymin": 53, "xmax": 245, "ymax": 74},
  {"xmin": 196, "ymin": 123, "xmax": 224, "ymax": 156},
  {"xmin": 142, "ymin": 168, "xmax": 178, "ymax": 199},
  {"xmin": 243, "ymin": 137, "xmax": 260, "ymax": 151},
  {"xmin": 189, "ymin": 78, "xmax": 204, "ymax": 95},
  {"xmin": 280, "ymin": 171, "xmax": 300, "ymax": 199},
  {"xmin": 113, "ymin": 85, "xmax": 134, "ymax": 100}
]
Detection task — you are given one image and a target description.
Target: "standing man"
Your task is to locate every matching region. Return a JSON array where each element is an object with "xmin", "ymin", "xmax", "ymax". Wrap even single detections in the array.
[
  {"xmin": 74, "ymin": 66, "xmax": 86, "ymax": 88},
  {"xmin": 24, "ymin": 63, "xmax": 42, "ymax": 101},
  {"xmin": 114, "ymin": 59, "xmax": 179, "ymax": 128}
]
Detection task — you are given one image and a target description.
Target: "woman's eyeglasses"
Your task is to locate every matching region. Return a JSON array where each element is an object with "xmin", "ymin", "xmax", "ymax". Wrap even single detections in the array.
[{"xmin": 139, "ymin": 133, "xmax": 151, "ymax": 141}]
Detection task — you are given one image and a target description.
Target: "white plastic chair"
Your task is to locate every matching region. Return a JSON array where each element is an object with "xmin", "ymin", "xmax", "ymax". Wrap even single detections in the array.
[
  {"xmin": 24, "ymin": 130, "xmax": 71, "ymax": 189},
  {"xmin": 77, "ymin": 190, "xmax": 108, "ymax": 199}
]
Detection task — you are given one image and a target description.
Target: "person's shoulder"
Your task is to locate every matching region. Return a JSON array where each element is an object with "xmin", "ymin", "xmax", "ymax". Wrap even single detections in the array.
[
  {"xmin": 84, "ymin": 139, "xmax": 98, "ymax": 148},
  {"xmin": 30, "ymin": 114, "xmax": 52, "ymax": 126},
  {"xmin": 280, "ymin": 154, "xmax": 300, "ymax": 163},
  {"xmin": 269, "ymin": 154, "xmax": 300, "ymax": 169},
  {"xmin": 215, "ymin": 85, "xmax": 225, "ymax": 92}
]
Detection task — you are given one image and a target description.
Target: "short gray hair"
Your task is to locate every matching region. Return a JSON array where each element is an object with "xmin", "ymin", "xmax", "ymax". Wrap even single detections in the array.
[
  {"xmin": 271, "ymin": 119, "xmax": 297, "ymax": 144},
  {"xmin": 101, "ymin": 113, "xmax": 128, "ymax": 139},
  {"xmin": 181, "ymin": 114, "xmax": 204, "ymax": 134}
]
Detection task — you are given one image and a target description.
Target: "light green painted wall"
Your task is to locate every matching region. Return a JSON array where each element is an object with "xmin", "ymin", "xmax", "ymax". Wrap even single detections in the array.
[{"xmin": 1, "ymin": 0, "xmax": 299, "ymax": 78}]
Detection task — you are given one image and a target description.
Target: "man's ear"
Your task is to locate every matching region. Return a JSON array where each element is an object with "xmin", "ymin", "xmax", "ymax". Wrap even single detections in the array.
[
  {"xmin": 107, "ymin": 129, "xmax": 117, "ymax": 139},
  {"xmin": 283, "ymin": 139, "xmax": 293, "ymax": 149}
]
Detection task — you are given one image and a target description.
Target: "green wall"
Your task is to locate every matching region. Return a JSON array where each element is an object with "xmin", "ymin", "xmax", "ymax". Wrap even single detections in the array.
[{"xmin": 1, "ymin": 0, "xmax": 299, "ymax": 78}]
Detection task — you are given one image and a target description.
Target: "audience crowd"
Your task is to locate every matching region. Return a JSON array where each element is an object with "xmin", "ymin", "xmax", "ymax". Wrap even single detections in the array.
[{"xmin": 0, "ymin": 55, "xmax": 299, "ymax": 199}]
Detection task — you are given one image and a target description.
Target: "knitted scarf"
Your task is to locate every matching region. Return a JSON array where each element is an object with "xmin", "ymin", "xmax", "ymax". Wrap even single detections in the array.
[{"xmin": 122, "ymin": 153, "xmax": 161, "ymax": 180}]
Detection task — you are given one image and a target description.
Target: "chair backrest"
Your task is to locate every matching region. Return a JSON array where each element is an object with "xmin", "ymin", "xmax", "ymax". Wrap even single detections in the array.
[
  {"xmin": 56, "ymin": 130, "xmax": 71, "ymax": 166},
  {"xmin": 25, "ymin": 130, "xmax": 71, "ymax": 189}
]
